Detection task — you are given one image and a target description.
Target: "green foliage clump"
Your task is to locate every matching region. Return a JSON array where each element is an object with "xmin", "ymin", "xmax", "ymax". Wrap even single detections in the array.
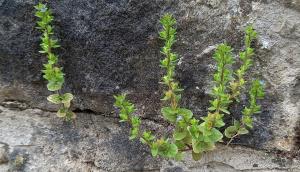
[
  {"xmin": 115, "ymin": 14, "xmax": 265, "ymax": 161},
  {"xmin": 35, "ymin": 3, "xmax": 75, "ymax": 121}
]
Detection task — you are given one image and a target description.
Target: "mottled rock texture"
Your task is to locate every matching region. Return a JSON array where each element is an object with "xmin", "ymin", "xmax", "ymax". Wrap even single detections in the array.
[
  {"xmin": 0, "ymin": 106, "xmax": 299, "ymax": 172},
  {"xmin": 0, "ymin": 0, "xmax": 299, "ymax": 171}
]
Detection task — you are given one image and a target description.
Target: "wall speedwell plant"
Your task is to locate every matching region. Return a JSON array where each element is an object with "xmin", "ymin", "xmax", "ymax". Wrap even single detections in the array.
[
  {"xmin": 114, "ymin": 14, "xmax": 265, "ymax": 161},
  {"xmin": 35, "ymin": 3, "xmax": 75, "ymax": 121}
]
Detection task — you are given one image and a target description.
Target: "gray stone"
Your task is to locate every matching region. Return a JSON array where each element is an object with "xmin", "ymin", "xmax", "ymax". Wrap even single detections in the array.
[
  {"xmin": 0, "ymin": 106, "xmax": 299, "ymax": 171},
  {"xmin": 0, "ymin": 0, "xmax": 300, "ymax": 170}
]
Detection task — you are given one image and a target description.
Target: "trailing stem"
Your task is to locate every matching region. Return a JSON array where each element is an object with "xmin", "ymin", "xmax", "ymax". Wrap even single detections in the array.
[{"xmin": 35, "ymin": 3, "xmax": 75, "ymax": 121}]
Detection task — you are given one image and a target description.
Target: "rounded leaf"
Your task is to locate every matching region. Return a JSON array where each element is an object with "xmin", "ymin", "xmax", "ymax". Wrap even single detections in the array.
[
  {"xmin": 47, "ymin": 82, "xmax": 62, "ymax": 91},
  {"xmin": 177, "ymin": 108, "xmax": 193, "ymax": 120},
  {"xmin": 57, "ymin": 108, "xmax": 67, "ymax": 118},
  {"xmin": 166, "ymin": 143, "xmax": 178, "ymax": 158},
  {"xmin": 224, "ymin": 126, "xmax": 237, "ymax": 138},
  {"xmin": 209, "ymin": 128, "xmax": 223, "ymax": 142},
  {"xmin": 192, "ymin": 151, "xmax": 202, "ymax": 161},
  {"xmin": 161, "ymin": 107, "xmax": 177, "ymax": 123},
  {"xmin": 47, "ymin": 94, "xmax": 61, "ymax": 104},
  {"xmin": 61, "ymin": 93, "xmax": 74, "ymax": 103},
  {"xmin": 238, "ymin": 127, "xmax": 249, "ymax": 135},
  {"xmin": 174, "ymin": 129, "xmax": 187, "ymax": 141}
]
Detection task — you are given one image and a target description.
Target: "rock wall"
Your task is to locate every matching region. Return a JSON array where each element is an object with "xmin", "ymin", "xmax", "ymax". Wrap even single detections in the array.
[
  {"xmin": 0, "ymin": 106, "xmax": 299, "ymax": 172},
  {"xmin": 0, "ymin": 0, "xmax": 299, "ymax": 171}
]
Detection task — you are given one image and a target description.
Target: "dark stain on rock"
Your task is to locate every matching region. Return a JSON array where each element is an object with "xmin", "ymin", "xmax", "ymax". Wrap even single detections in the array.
[
  {"xmin": 282, "ymin": 0, "xmax": 300, "ymax": 11},
  {"xmin": 291, "ymin": 76, "xmax": 300, "ymax": 104},
  {"xmin": 31, "ymin": 120, "xmax": 81, "ymax": 145},
  {"xmin": 223, "ymin": 86, "xmax": 276, "ymax": 148},
  {"xmin": 9, "ymin": 148, "xmax": 28, "ymax": 171},
  {"xmin": 271, "ymin": 157, "xmax": 287, "ymax": 167},
  {"xmin": 103, "ymin": 125, "xmax": 161, "ymax": 171},
  {"xmin": 239, "ymin": 0, "xmax": 253, "ymax": 16},
  {"xmin": 293, "ymin": 119, "xmax": 300, "ymax": 158},
  {"xmin": 163, "ymin": 166, "xmax": 183, "ymax": 172}
]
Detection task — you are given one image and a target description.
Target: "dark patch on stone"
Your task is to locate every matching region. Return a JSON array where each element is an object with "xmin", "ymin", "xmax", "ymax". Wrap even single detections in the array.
[
  {"xmin": 253, "ymin": 163, "xmax": 259, "ymax": 167},
  {"xmin": 0, "ymin": 100, "xmax": 29, "ymax": 111},
  {"xmin": 108, "ymin": 129, "xmax": 146, "ymax": 156},
  {"xmin": 222, "ymin": 80, "xmax": 276, "ymax": 148},
  {"xmin": 291, "ymin": 76, "xmax": 300, "ymax": 104},
  {"xmin": 282, "ymin": 0, "xmax": 300, "ymax": 11},
  {"xmin": 293, "ymin": 119, "xmax": 300, "ymax": 157},
  {"xmin": 239, "ymin": 0, "xmax": 253, "ymax": 16},
  {"xmin": 32, "ymin": 121, "xmax": 81, "ymax": 145},
  {"xmin": 271, "ymin": 157, "xmax": 287, "ymax": 167},
  {"xmin": 163, "ymin": 166, "xmax": 183, "ymax": 172},
  {"xmin": 103, "ymin": 125, "xmax": 161, "ymax": 171},
  {"xmin": 0, "ymin": 142, "xmax": 9, "ymax": 164},
  {"xmin": 9, "ymin": 148, "xmax": 28, "ymax": 171}
]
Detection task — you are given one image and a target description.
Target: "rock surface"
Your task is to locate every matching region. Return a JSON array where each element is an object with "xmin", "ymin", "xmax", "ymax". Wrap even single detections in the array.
[
  {"xmin": 0, "ymin": 0, "xmax": 299, "ymax": 171},
  {"xmin": 0, "ymin": 106, "xmax": 299, "ymax": 172}
]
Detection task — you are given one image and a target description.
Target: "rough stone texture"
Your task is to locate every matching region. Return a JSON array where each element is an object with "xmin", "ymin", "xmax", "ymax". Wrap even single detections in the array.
[
  {"xmin": 0, "ymin": 0, "xmax": 300, "ymax": 171},
  {"xmin": 0, "ymin": 106, "xmax": 299, "ymax": 172},
  {"xmin": 0, "ymin": 143, "xmax": 9, "ymax": 164}
]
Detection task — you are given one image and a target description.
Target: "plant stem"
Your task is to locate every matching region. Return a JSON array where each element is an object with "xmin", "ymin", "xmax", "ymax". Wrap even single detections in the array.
[{"xmin": 226, "ymin": 133, "xmax": 239, "ymax": 146}]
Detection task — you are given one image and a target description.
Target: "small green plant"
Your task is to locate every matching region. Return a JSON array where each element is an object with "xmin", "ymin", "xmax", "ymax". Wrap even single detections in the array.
[
  {"xmin": 114, "ymin": 14, "xmax": 264, "ymax": 161},
  {"xmin": 11, "ymin": 155, "xmax": 25, "ymax": 170},
  {"xmin": 35, "ymin": 3, "xmax": 75, "ymax": 121}
]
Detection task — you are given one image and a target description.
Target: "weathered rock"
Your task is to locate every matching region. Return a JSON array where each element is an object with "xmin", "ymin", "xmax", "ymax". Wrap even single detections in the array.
[
  {"xmin": 0, "ymin": 143, "xmax": 8, "ymax": 164},
  {"xmin": 0, "ymin": 0, "xmax": 299, "ymax": 170},
  {"xmin": 0, "ymin": 106, "xmax": 299, "ymax": 172}
]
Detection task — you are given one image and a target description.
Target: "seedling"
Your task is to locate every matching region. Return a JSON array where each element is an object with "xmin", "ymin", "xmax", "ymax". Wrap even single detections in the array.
[{"xmin": 35, "ymin": 3, "xmax": 75, "ymax": 121}]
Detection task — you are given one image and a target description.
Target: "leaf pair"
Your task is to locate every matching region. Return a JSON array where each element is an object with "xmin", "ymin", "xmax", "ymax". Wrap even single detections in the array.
[
  {"xmin": 47, "ymin": 93, "xmax": 74, "ymax": 107},
  {"xmin": 161, "ymin": 107, "xmax": 193, "ymax": 123},
  {"xmin": 151, "ymin": 139, "xmax": 178, "ymax": 158},
  {"xmin": 224, "ymin": 120, "xmax": 249, "ymax": 138}
]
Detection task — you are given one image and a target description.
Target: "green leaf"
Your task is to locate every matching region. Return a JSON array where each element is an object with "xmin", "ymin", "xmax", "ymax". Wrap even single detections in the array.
[
  {"xmin": 192, "ymin": 140, "xmax": 215, "ymax": 153},
  {"xmin": 192, "ymin": 140, "xmax": 202, "ymax": 153},
  {"xmin": 47, "ymin": 94, "xmax": 61, "ymax": 104},
  {"xmin": 192, "ymin": 151, "xmax": 202, "ymax": 161},
  {"xmin": 234, "ymin": 120, "xmax": 241, "ymax": 128},
  {"xmin": 209, "ymin": 128, "xmax": 223, "ymax": 142},
  {"xmin": 114, "ymin": 94, "xmax": 126, "ymax": 107},
  {"xmin": 224, "ymin": 126, "xmax": 237, "ymax": 138},
  {"xmin": 57, "ymin": 108, "xmax": 67, "ymax": 118},
  {"xmin": 238, "ymin": 127, "xmax": 249, "ymax": 135},
  {"xmin": 166, "ymin": 143, "xmax": 178, "ymax": 158},
  {"xmin": 63, "ymin": 101, "xmax": 71, "ymax": 108},
  {"xmin": 142, "ymin": 131, "xmax": 155, "ymax": 142},
  {"xmin": 47, "ymin": 81, "xmax": 62, "ymax": 91},
  {"xmin": 175, "ymin": 140, "xmax": 186, "ymax": 150},
  {"xmin": 214, "ymin": 118, "xmax": 225, "ymax": 128},
  {"xmin": 129, "ymin": 127, "xmax": 138, "ymax": 140},
  {"xmin": 119, "ymin": 113, "xmax": 128, "ymax": 122},
  {"xmin": 61, "ymin": 93, "xmax": 74, "ymax": 103},
  {"xmin": 174, "ymin": 129, "xmax": 187, "ymax": 141},
  {"xmin": 151, "ymin": 143, "xmax": 159, "ymax": 157},
  {"xmin": 177, "ymin": 108, "xmax": 193, "ymax": 120},
  {"xmin": 131, "ymin": 116, "xmax": 141, "ymax": 128},
  {"xmin": 187, "ymin": 125, "xmax": 199, "ymax": 139},
  {"xmin": 242, "ymin": 116, "xmax": 253, "ymax": 128},
  {"xmin": 161, "ymin": 107, "xmax": 177, "ymax": 123},
  {"xmin": 220, "ymin": 108, "xmax": 230, "ymax": 115}
]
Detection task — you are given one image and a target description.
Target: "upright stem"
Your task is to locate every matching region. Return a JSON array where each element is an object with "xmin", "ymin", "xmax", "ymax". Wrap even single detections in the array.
[{"xmin": 215, "ymin": 62, "xmax": 226, "ymax": 114}]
